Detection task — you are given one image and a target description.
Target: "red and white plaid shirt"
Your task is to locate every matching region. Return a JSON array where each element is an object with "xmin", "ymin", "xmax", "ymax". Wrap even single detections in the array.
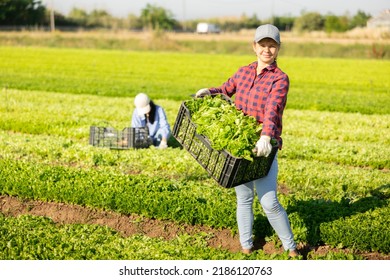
[{"xmin": 209, "ymin": 61, "xmax": 289, "ymax": 149}]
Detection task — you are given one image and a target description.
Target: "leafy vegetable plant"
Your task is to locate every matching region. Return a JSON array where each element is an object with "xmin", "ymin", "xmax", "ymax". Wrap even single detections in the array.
[{"xmin": 186, "ymin": 95, "xmax": 262, "ymax": 161}]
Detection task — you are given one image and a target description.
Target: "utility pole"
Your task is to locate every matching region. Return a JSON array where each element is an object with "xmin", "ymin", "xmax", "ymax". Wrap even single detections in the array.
[
  {"xmin": 50, "ymin": 0, "xmax": 55, "ymax": 32},
  {"xmin": 182, "ymin": 0, "xmax": 186, "ymax": 32}
]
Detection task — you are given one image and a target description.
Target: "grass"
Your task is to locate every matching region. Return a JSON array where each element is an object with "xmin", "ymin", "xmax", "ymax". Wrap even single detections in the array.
[
  {"xmin": 0, "ymin": 40, "xmax": 389, "ymax": 258},
  {"xmin": 1, "ymin": 47, "xmax": 389, "ymax": 115},
  {"xmin": 1, "ymin": 89, "xmax": 388, "ymax": 204}
]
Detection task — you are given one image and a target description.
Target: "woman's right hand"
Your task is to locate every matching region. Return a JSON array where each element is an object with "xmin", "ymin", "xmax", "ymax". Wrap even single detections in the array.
[{"xmin": 195, "ymin": 88, "xmax": 211, "ymax": 98}]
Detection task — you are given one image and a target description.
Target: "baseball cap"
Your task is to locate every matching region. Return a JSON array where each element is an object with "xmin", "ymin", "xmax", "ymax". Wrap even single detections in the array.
[
  {"xmin": 254, "ymin": 24, "xmax": 281, "ymax": 45},
  {"xmin": 134, "ymin": 93, "xmax": 151, "ymax": 115}
]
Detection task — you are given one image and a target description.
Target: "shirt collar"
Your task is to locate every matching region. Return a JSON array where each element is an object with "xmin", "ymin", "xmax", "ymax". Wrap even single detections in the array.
[{"xmin": 251, "ymin": 61, "xmax": 277, "ymax": 73}]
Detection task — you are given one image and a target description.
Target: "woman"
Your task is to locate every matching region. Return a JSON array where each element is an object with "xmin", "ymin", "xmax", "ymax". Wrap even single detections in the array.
[
  {"xmin": 195, "ymin": 24, "xmax": 298, "ymax": 257},
  {"xmin": 131, "ymin": 93, "xmax": 171, "ymax": 148}
]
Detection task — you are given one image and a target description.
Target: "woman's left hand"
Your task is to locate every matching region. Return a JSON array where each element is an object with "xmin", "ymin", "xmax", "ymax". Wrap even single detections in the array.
[{"xmin": 254, "ymin": 136, "xmax": 272, "ymax": 157}]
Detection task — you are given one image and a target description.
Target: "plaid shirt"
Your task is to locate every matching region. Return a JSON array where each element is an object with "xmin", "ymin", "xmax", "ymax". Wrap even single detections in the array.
[{"xmin": 209, "ymin": 61, "xmax": 289, "ymax": 149}]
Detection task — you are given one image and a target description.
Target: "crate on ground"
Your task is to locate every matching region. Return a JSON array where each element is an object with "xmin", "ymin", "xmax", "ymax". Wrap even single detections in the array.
[
  {"xmin": 173, "ymin": 101, "xmax": 278, "ymax": 188},
  {"xmin": 89, "ymin": 126, "xmax": 152, "ymax": 149}
]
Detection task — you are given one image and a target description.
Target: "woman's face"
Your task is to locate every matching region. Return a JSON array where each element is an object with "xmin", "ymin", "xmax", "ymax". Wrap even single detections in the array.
[{"xmin": 253, "ymin": 38, "xmax": 280, "ymax": 65}]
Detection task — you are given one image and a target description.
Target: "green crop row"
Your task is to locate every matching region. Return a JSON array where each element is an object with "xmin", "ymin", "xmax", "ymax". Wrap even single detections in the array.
[
  {"xmin": 282, "ymin": 110, "xmax": 389, "ymax": 169},
  {"xmin": 0, "ymin": 158, "xmax": 238, "ymax": 229},
  {"xmin": 320, "ymin": 206, "xmax": 390, "ymax": 253},
  {"xmin": 0, "ymin": 47, "xmax": 389, "ymax": 114},
  {"xmin": 1, "ymin": 156, "xmax": 389, "ymax": 253},
  {"xmin": 0, "ymin": 214, "xmax": 249, "ymax": 260},
  {"xmin": 284, "ymin": 194, "xmax": 390, "ymax": 251},
  {"xmin": 0, "ymin": 129, "xmax": 387, "ymax": 202},
  {"xmin": 1, "ymin": 88, "xmax": 388, "ymax": 204},
  {"xmin": 1, "ymin": 214, "xmax": 368, "ymax": 260},
  {"xmin": 1, "ymin": 89, "xmax": 389, "ymax": 170}
]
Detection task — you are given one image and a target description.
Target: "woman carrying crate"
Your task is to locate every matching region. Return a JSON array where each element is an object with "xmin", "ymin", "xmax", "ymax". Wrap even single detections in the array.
[
  {"xmin": 131, "ymin": 93, "xmax": 171, "ymax": 149},
  {"xmin": 195, "ymin": 24, "xmax": 299, "ymax": 257}
]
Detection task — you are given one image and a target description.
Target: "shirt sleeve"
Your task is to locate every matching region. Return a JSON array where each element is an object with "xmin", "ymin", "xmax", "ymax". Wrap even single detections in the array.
[
  {"xmin": 131, "ymin": 109, "xmax": 144, "ymax": 127},
  {"xmin": 209, "ymin": 68, "xmax": 241, "ymax": 97},
  {"xmin": 261, "ymin": 73, "xmax": 289, "ymax": 142},
  {"xmin": 156, "ymin": 106, "xmax": 171, "ymax": 139}
]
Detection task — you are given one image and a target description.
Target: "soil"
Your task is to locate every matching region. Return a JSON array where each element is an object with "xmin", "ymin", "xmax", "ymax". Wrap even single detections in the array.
[{"xmin": 1, "ymin": 195, "xmax": 389, "ymax": 260}]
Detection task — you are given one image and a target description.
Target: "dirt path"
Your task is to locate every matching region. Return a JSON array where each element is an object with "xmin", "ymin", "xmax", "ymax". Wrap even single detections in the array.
[{"xmin": 1, "ymin": 195, "xmax": 388, "ymax": 260}]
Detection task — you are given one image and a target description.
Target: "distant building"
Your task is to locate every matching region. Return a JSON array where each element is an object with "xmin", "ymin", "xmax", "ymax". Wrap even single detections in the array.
[
  {"xmin": 367, "ymin": 9, "xmax": 390, "ymax": 30},
  {"xmin": 196, "ymin": 22, "xmax": 221, "ymax": 34}
]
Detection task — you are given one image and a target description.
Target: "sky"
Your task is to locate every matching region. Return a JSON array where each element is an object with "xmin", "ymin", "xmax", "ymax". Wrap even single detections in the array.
[{"xmin": 42, "ymin": 0, "xmax": 389, "ymax": 21}]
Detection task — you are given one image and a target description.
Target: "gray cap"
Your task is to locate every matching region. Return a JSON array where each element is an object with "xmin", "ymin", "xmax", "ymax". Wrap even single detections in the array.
[{"xmin": 254, "ymin": 24, "xmax": 280, "ymax": 45}]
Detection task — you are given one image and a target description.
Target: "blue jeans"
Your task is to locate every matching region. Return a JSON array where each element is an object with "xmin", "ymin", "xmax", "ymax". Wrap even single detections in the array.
[{"xmin": 235, "ymin": 154, "xmax": 296, "ymax": 251}]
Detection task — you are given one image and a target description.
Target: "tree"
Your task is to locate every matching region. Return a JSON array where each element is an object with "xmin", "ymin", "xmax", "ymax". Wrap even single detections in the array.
[
  {"xmin": 240, "ymin": 14, "xmax": 261, "ymax": 29},
  {"xmin": 349, "ymin": 10, "xmax": 371, "ymax": 29},
  {"xmin": 44, "ymin": 10, "xmax": 79, "ymax": 27},
  {"xmin": 273, "ymin": 16, "xmax": 295, "ymax": 31},
  {"xmin": 68, "ymin": 8, "xmax": 88, "ymax": 26},
  {"xmin": 325, "ymin": 14, "xmax": 349, "ymax": 33},
  {"xmin": 140, "ymin": 4, "xmax": 177, "ymax": 30},
  {"xmin": 293, "ymin": 12, "xmax": 324, "ymax": 32},
  {"xmin": 87, "ymin": 9, "xmax": 113, "ymax": 28},
  {"xmin": 0, "ymin": 0, "xmax": 46, "ymax": 25},
  {"xmin": 127, "ymin": 14, "xmax": 143, "ymax": 30}
]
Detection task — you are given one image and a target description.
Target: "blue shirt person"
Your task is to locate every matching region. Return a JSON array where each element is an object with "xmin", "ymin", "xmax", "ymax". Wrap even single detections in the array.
[{"xmin": 131, "ymin": 93, "xmax": 171, "ymax": 148}]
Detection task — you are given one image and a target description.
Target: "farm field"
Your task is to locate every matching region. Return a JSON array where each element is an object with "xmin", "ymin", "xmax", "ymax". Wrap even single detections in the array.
[
  {"xmin": 0, "ymin": 44, "xmax": 389, "ymax": 261},
  {"xmin": 1, "ymin": 30, "xmax": 390, "ymax": 59}
]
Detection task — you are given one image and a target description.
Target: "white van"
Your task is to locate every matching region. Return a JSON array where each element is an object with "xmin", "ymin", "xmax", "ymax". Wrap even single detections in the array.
[{"xmin": 196, "ymin": 22, "xmax": 220, "ymax": 34}]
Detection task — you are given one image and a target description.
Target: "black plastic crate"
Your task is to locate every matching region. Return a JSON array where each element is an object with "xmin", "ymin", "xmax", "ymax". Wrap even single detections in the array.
[
  {"xmin": 173, "ymin": 101, "xmax": 278, "ymax": 188},
  {"xmin": 89, "ymin": 126, "xmax": 152, "ymax": 150}
]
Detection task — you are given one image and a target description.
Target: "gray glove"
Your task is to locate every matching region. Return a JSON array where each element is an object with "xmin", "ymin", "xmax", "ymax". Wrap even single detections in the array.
[{"xmin": 195, "ymin": 88, "xmax": 211, "ymax": 98}]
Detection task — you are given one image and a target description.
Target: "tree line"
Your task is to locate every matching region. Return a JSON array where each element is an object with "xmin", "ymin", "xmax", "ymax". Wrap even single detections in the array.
[{"xmin": 0, "ymin": 0, "xmax": 372, "ymax": 33}]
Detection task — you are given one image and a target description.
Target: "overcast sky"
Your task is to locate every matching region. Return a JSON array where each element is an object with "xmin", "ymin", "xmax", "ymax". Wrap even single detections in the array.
[{"xmin": 42, "ymin": 0, "xmax": 389, "ymax": 20}]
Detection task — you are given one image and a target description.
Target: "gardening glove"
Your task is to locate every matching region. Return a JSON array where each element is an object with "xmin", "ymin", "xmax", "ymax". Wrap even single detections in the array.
[
  {"xmin": 195, "ymin": 88, "xmax": 211, "ymax": 98},
  {"xmin": 158, "ymin": 139, "xmax": 168, "ymax": 149},
  {"xmin": 254, "ymin": 135, "xmax": 272, "ymax": 157}
]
